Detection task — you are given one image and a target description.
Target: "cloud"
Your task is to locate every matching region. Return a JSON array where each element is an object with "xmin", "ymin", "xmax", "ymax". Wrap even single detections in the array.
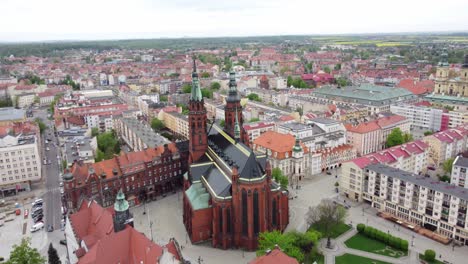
[{"xmin": 0, "ymin": 0, "xmax": 467, "ymax": 41}]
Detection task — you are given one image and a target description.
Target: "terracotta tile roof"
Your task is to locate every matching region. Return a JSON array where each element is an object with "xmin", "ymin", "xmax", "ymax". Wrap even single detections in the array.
[
  {"xmin": 376, "ymin": 115, "xmax": 407, "ymax": 129},
  {"xmin": 253, "ymin": 131, "xmax": 308, "ymax": 159},
  {"xmin": 345, "ymin": 122, "xmax": 380, "ymax": 133},
  {"xmin": 352, "ymin": 156, "xmax": 377, "ymax": 169},
  {"xmin": 249, "ymin": 249, "xmax": 299, "ymax": 264},
  {"xmin": 397, "ymin": 79, "xmax": 434, "ymax": 95}
]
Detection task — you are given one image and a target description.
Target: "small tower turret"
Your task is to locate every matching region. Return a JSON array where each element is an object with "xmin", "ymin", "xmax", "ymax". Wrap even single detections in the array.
[{"xmin": 113, "ymin": 189, "xmax": 133, "ymax": 232}]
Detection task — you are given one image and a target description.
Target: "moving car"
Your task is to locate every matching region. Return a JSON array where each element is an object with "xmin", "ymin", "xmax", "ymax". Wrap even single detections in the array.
[{"xmin": 30, "ymin": 222, "xmax": 44, "ymax": 232}]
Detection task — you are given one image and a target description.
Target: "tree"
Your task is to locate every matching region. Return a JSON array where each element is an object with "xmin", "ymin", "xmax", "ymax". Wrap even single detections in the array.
[
  {"xmin": 34, "ymin": 118, "xmax": 46, "ymax": 134},
  {"xmin": 160, "ymin": 95, "xmax": 168, "ymax": 102},
  {"xmin": 439, "ymin": 175, "xmax": 451, "ymax": 183},
  {"xmin": 219, "ymin": 119, "xmax": 225, "ymax": 127},
  {"xmin": 424, "ymin": 131, "xmax": 433, "ymax": 136},
  {"xmin": 182, "ymin": 84, "xmax": 192, "ymax": 94},
  {"xmin": 306, "ymin": 199, "xmax": 347, "ymax": 248},
  {"xmin": 247, "ymin": 93, "xmax": 261, "ymax": 102},
  {"xmin": 201, "ymin": 88, "xmax": 213, "ymax": 99},
  {"xmin": 424, "ymin": 249, "xmax": 436, "ymax": 262},
  {"xmin": 6, "ymin": 238, "xmax": 46, "ymax": 264},
  {"xmin": 272, "ymin": 168, "xmax": 282, "ymax": 182},
  {"xmin": 210, "ymin": 82, "xmax": 220, "ymax": 90},
  {"xmin": 96, "ymin": 131, "xmax": 120, "ymax": 160},
  {"xmin": 151, "ymin": 118, "xmax": 165, "ymax": 131},
  {"xmin": 48, "ymin": 243, "xmax": 60, "ymax": 264},
  {"xmin": 91, "ymin": 127, "xmax": 99, "ymax": 137},
  {"xmin": 323, "ymin": 66, "xmax": 331, "ymax": 74},
  {"xmin": 386, "ymin": 128, "xmax": 404, "ymax": 148},
  {"xmin": 443, "ymin": 158, "xmax": 455, "ymax": 174},
  {"xmin": 201, "ymin": 72, "xmax": 211, "ymax": 78},
  {"xmin": 336, "ymin": 77, "xmax": 350, "ymax": 87},
  {"xmin": 403, "ymin": 133, "xmax": 413, "ymax": 143},
  {"xmin": 287, "ymin": 76, "xmax": 293, "ymax": 87},
  {"xmin": 249, "ymin": 117, "xmax": 260, "ymax": 122}
]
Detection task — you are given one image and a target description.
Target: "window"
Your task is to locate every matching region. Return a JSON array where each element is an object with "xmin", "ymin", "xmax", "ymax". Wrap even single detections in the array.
[
  {"xmin": 242, "ymin": 190, "xmax": 248, "ymax": 236},
  {"xmin": 253, "ymin": 190, "xmax": 259, "ymax": 235}
]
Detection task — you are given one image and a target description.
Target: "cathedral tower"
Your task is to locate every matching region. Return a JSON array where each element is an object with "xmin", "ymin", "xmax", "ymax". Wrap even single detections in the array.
[
  {"xmin": 188, "ymin": 59, "xmax": 208, "ymax": 163},
  {"xmin": 224, "ymin": 71, "xmax": 248, "ymax": 144}
]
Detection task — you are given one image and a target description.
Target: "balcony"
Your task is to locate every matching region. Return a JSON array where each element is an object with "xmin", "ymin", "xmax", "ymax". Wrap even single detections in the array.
[{"xmin": 457, "ymin": 221, "xmax": 465, "ymax": 228}]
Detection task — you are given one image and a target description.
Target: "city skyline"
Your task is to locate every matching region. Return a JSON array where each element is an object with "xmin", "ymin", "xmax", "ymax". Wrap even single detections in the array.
[{"xmin": 1, "ymin": 0, "xmax": 467, "ymax": 42}]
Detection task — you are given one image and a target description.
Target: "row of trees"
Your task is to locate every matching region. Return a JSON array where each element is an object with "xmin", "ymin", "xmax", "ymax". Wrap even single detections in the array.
[
  {"xmin": 247, "ymin": 93, "xmax": 261, "ymax": 102},
  {"xmin": 356, "ymin": 224, "xmax": 409, "ymax": 252}
]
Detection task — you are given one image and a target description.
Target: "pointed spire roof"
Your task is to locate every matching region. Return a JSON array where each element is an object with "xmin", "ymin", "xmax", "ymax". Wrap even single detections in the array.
[{"xmin": 190, "ymin": 58, "xmax": 203, "ymax": 101}]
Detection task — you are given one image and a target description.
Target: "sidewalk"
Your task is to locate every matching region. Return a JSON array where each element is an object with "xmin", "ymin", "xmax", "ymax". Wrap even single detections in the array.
[{"xmin": 319, "ymin": 228, "xmax": 413, "ymax": 264}]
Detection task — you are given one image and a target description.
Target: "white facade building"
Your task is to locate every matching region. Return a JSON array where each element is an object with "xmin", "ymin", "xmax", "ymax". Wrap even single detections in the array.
[
  {"xmin": 0, "ymin": 134, "xmax": 41, "ymax": 197},
  {"xmin": 390, "ymin": 104, "xmax": 443, "ymax": 131},
  {"xmin": 452, "ymin": 156, "xmax": 468, "ymax": 189}
]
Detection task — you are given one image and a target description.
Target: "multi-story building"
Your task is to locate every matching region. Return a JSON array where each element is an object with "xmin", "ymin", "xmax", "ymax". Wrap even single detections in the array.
[
  {"xmin": 245, "ymin": 88, "xmax": 289, "ymax": 107},
  {"xmin": 364, "ymin": 163, "xmax": 468, "ymax": 245},
  {"xmin": 162, "ymin": 112, "xmax": 189, "ymax": 139},
  {"xmin": 84, "ymin": 114, "xmax": 115, "ymax": 133},
  {"xmin": 114, "ymin": 118, "xmax": 170, "ymax": 152},
  {"xmin": 63, "ymin": 141, "xmax": 188, "ymax": 210},
  {"xmin": 16, "ymin": 93, "xmax": 35, "ymax": 108},
  {"xmin": 423, "ymin": 127, "xmax": 468, "ymax": 166},
  {"xmin": 0, "ymin": 122, "xmax": 42, "ymax": 197},
  {"xmin": 345, "ymin": 122, "xmax": 381, "ymax": 156},
  {"xmin": 0, "ymin": 107, "xmax": 25, "ymax": 125},
  {"xmin": 434, "ymin": 53, "xmax": 468, "ymax": 97},
  {"xmin": 309, "ymin": 84, "xmax": 417, "ymax": 114},
  {"xmin": 376, "ymin": 115, "xmax": 410, "ymax": 149},
  {"xmin": 316, "ymin": 144, "xmax": 356, "ymax": 172},
  {"xmin": 340, "ymin": 140, "xmax": 429, "ymax": 201},
  {"xmin": 451, "ymin": 156, "xmax": 468, "ymax": 189},
  {"xmin": 253, "ymin": 131, "xmax": 310, "ymax": 184},
  {"xmin": 390, "ymin": 104, "xmax": 443, "ymax": 132},
  {"xmin": 243, "ymin": 121, "xmax": 276, "ymax": 145},
  {"xmin": 444, "ymin": 111, "xmax": 468, "ymax": 129},
  {"xmin": 182, "ymin": 66, "xmax": 288, "ymax": 251}
]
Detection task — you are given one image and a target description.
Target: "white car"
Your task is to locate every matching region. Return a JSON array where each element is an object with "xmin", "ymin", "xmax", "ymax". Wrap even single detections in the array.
[
  {"xmin": 32, "ymin": 199, "xmax": 43, "ymax": 206},
  {"xmin": 46, "ymin": 147, "xmax": 50, "ymax": 151},
  {"xmin": 30, "ymin": 222, "xmax": 44, "ymax": 232}
]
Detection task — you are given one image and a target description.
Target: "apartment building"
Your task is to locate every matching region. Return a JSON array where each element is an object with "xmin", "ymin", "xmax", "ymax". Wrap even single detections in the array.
[
  {"xmin": 451, "ymin": 156, "xmax": 468, "ymax": 189},
  {"xmin": 114, "ymin": 118, "xmax": 170, "ymax": 152},
  {"xmin": 162, "ymin": 112, "xmax": 189, "ymax": 139},
  {"xmin": 243, "ymin": 121, "xmax": 276, "ymax": 145},
  {"xmin": 364, "ymin": 164, "xmax": 468, "ymax": 245},
  {"xmin": 390, "ymin": 104, "xmax": 443, "ymax": 131},
  {"xmin": 245, "ymin": 88, "xmax": 289, "ymax": 107},
  {"xmin": 85, "ymin": 114, "xmax": 115, "ymax": 133},
  {"xmin": 423, "ymin": 128, "xmax": 468, "ymax": 166},
  {"xmin": 376, "ymin": 115, "xmax": 410, "ymax": 149},
  {"xmin": 0, "ymin": 123, "xmax": 42, "ymax": 197},
  {"xmin": 340, "ymin": 140, "xmax": 429, "ymax": 201}
]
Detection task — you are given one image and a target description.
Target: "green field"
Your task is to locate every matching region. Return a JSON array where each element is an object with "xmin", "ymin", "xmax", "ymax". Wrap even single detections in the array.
[
  {"xmin": 344, "ymin": 233, "xmax": 407, "ymax": 258},
  {"xmin": 309, "ymin": 222, "xmax": 351, "ymax": 239},
  {"xmin": 335, "ymin": 253, "xmax": 392, "ymax": 264}
]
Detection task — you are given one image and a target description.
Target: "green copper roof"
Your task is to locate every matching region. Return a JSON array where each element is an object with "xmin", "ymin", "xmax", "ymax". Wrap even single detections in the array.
[
  {"xmin": 114, "ymin": 189, "xmax": 129, "ymax": 212},
  {"xmin": 185, "ymin": 182, "xmax": 210, "ymax": 210},
  {"xmin": 293, "ymin": 136, "xmax": 302, "ymax": 152},
  {"xmin": 190, "ymin": 59, "xmax": 203, "ymax": 101}
]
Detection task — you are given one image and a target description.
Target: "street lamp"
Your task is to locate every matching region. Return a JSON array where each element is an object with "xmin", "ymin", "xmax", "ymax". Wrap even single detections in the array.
[
  {"xmin": 143, "ymin": 200, "xmax": 146, "ymax": 215},
  {"xmin": 149, "ymin": 221, "xmax": 154, "ymax": 242}
]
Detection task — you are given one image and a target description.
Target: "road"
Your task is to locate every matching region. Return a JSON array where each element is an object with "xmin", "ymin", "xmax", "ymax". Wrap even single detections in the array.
[{"xmin": 34, "ymin": 108, "xmax": 62, "ymax": 231}]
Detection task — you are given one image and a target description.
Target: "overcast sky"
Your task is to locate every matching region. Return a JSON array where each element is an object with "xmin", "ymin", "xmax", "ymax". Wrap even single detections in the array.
[{"xmin": 0, "ymin": 0, "xmax": 467, "ymax": 42}]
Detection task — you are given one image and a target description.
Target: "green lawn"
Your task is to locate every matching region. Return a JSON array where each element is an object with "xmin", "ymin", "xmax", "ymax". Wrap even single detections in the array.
[
  {"xmin": 419, "ymin": 254, "xmax": 445, "ymax": 264},
  {"xmin": 309, "ymin": 222, "xmax": 351, "ymax": 239},
  {"xmin": 344, "ymin": 233, "xmax": 407, "ymax": 258},
  {"xmin": 335, "ymin": 253, "xmax": 392, "ymax": 264}
]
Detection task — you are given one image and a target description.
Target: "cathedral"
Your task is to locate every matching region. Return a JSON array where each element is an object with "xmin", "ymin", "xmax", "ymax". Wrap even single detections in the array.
[
  {"xmin": 435, "ymin": 52, "xmax": 468, "ymax": 96},
  {"xmin": 182, "ymin": 60, "xmax": 289, "ymax": 251}
]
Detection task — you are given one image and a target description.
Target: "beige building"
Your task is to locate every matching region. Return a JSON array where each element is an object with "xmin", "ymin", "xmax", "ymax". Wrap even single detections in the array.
[
  {"xmin": 435, "ymin": 54, "xmax": 468, "ymax": 96},
  {"xmin": 345, "ymin": 122, "xmax": 381, "ymax": 156},
  {"xmin": 162, "ymin": 112, "xmax": 189, "ymax": 140},
  {"xmin": 423, "ymin": 127, "xmax": 468, "ymax": 166},
  {"xmin": 0, "ymin": 128, "xmax": 42, "ymax": 197},
  {"xmin": 340, "ymin": 140, "xmax": 429, "ymax": 202}
]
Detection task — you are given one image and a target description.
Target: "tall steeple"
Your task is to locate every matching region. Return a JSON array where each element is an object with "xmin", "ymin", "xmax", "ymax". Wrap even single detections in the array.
[
  {"xmin": 227, "ymin": 70, "xmax": 240, "ymax": 102},
  {"xmin": 191, "ymin": 58, "xmax": 203, "ymax": 101},
  {"xmin": 188, "ymin": 57, "xmax": 208, "ymax": 163},
  {"xmin": 113, "ymin": 189, "xmax": 133, "ymax": 232}
]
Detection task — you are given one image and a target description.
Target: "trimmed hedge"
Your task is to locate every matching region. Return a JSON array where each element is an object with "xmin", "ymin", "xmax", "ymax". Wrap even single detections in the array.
[
  {"xmin": 424, "ymin": 249, "xmax": 436, "ymax": 262},
  {"xmin": 356, "ymin": 223, "xmax": 408, "ymax": 252}
]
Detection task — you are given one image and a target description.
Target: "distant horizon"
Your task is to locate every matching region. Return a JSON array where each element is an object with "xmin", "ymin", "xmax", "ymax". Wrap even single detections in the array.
[
  {"xmin": 0, "ymin": 30, "xmax": 467, "ymax": 44},
  {"xmin": 1, "ymin": 0, "xmax": 467, "ymax": 42}
]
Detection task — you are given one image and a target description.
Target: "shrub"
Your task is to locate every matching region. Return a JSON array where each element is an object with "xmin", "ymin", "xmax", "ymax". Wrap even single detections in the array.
[
  {"xmin": 364, "ymin": 226, "xmax": 372, "ymax": 237},
  {"xmin": 424, "ymin": 249, "xmax": 436, "ymax": 262},
  {"xmin": 389, "ymin": 236, "xmax": 398, "ymax": 248},
  {"xmin": 400, "ymin": 239, "xmax": 409, "ymax": 251},
  {"xmin": 357, "ymin": 223, "xmax": 365, "ymax": 233}
]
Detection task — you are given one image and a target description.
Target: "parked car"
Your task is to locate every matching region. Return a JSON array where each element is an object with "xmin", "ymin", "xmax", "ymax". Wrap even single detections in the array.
[
  {"xmin": 427, "ymin": 166, "xmax": 436, "ymax": 171},
  {"xmin": 15, "ymin": 209, "xmax": 21, "ymax": 215},
  {"xmin": 24, "ymin": 209, "xmax": 29, "ymax": 218},
  {"xmin": 47, "ymin": 225, "xmax": 54, "ymax": 232},
  {"xmin": 326, "ymin": 171, "xmax": 332, "ymax": 175},
  {"xmin": 33, "ymin": 216, "xmax": 43, "ymax": 223},
  {"xmin": 32, "ymin": 199, "xmax": 43, "ymax": 206},
  {"xmin": 30, "ymin": 222, "xmax": 44, "ymax": 232},
  {"xmin": 59, "ymin": 239, "xmax": 67, "ymax": 246}
]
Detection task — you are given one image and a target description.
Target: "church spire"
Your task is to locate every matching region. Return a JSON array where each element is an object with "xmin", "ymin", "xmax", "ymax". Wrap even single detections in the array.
[
  {"xmin": 191, "ymin": 57, "xmax": 203, "ymax": 101},
  {"xmin": 293, "ymin": 135, "xmax": 302, "ymax": 153}
]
